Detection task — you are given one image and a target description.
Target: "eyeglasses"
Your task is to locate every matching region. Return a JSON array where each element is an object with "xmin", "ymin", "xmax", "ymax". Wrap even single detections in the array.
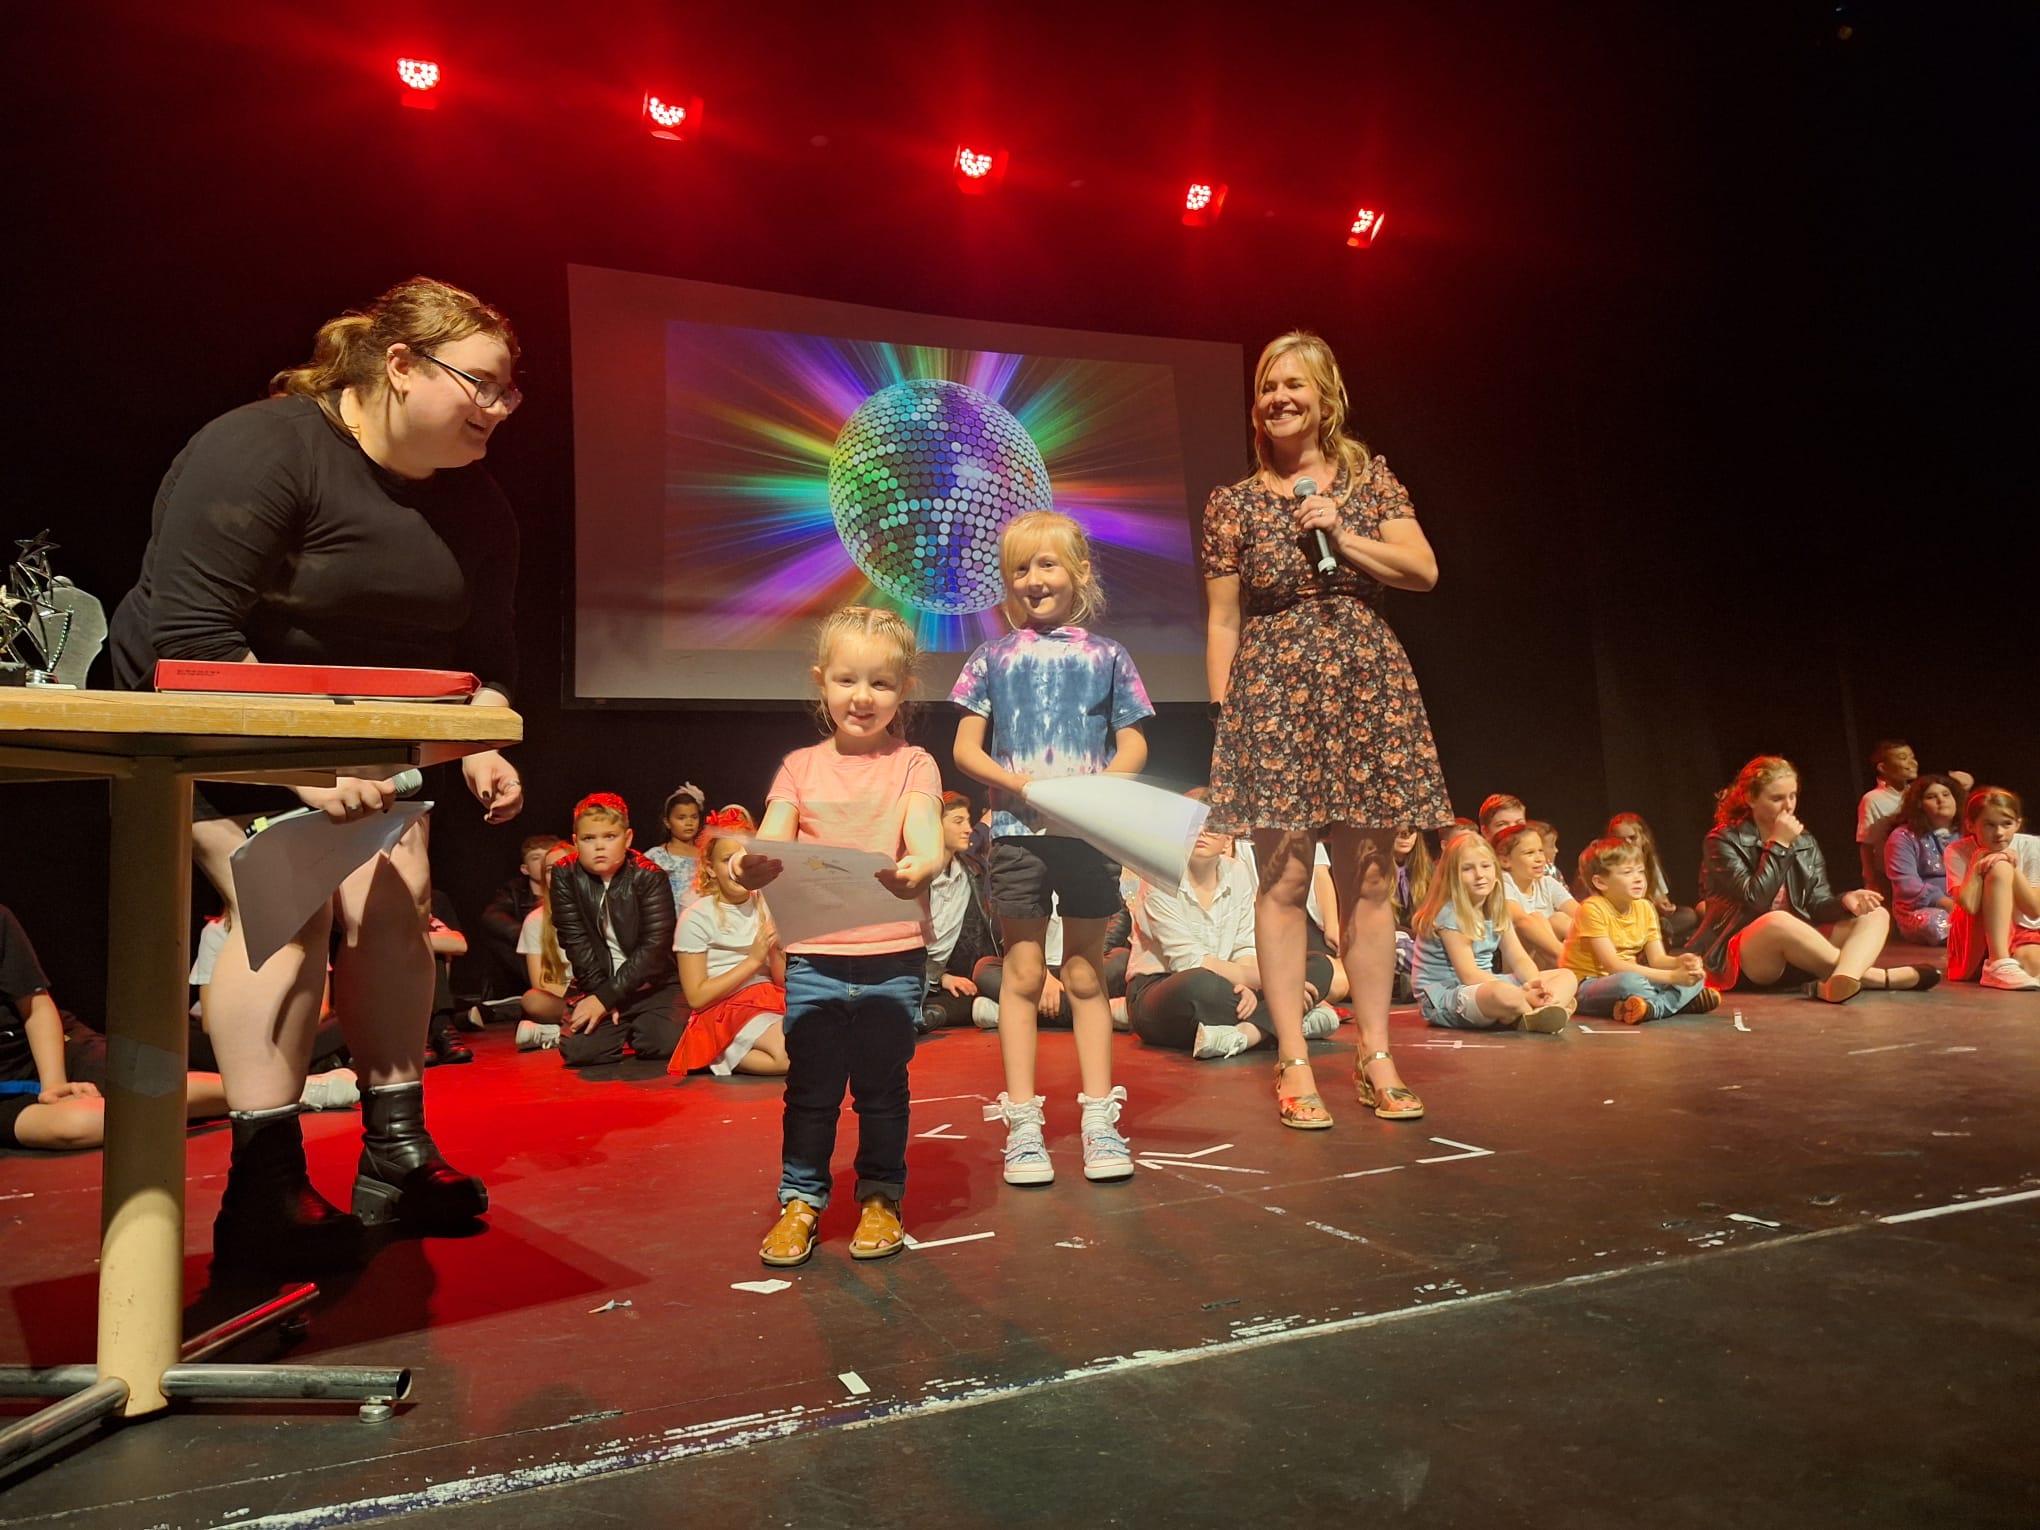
[{"xmin": 418, "ymin": 351, "xmax": 523, "ymax": 414}]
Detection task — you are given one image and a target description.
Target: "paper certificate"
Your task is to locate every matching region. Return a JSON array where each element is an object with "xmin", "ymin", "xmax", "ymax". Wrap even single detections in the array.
[
  {"xmin": 740, "ymin": 838, "xmax": 912, "ymax": 948},
  {"xmin": 230, "ymin": 802, "xmax": 432, "ymax": 970}
]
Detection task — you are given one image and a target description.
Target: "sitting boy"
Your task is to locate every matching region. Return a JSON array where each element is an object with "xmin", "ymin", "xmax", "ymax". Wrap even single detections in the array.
[
  {"xmin": 548, "ymin": 794, "xmax": 685, "ymax": 1067},
  {"xmin": 1562, "ymin": 839, "xmax": 1718, "ymax": 1023}
]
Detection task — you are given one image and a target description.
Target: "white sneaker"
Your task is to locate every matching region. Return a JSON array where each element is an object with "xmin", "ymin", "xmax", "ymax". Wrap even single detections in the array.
[
  {"xmin": 983, "ymin": 1093, "xmax": 1053, "ymax": 1185},
  {"xmin": 515, "ymin": 1020, "xmax": 563, "ymax": 1051},
  {"xmin": 1191, "ymin": 1022, "xmax": 1252, "ymax": 1060},
  {"xmin": 1301, "ymin": 1003, "xmax": 1342, "ymax": 1040},
  {"xmin": 300, "ymin": 1067, "xmax": 359, "ymax": 1111},
  {"xmin": 971, "ymin": 997, "xmax": 1001, "ymax": 1029},
  {"xmin": 1077, "ymin": 1087, "xmax": 1133, "ymax": 1181},
  {"xmin": 1980, "ymin": 957, "xmax": 2040, "ymax": 991},
  {"xmin": 1109, "ymin": 995, "xmax": 1130, "ymax": 1031}
]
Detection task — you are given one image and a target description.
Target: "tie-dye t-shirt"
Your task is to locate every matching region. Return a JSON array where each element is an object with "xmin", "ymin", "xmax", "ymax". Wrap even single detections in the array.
[{"xmin": 950, "ymin": 625, "xmax": 1155, "ymax": 837}]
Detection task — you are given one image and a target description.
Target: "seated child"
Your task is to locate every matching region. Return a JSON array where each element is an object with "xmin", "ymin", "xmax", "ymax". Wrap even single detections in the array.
[
  {"xmin": 919, "ymin": 792, "xmax": 1002, "ymax": 1031},
  {"xmin": 1856, "ymin": 739, "xmax": 1975, "ymax": 895},
  {"xmin": 1945, "ymin": 786, "xmax": 2040, "ymax": 990},
  {"xmin": 477, "ymin": 835, "xmax": 561, "ymax": 1009},
  {"xmin": 1563, "ymin": 838, "xmax": 1718, "ymax": 1022},
  {"xmin": 1493, "ymin": 822, "xmax": 1577, "ymax": 967},
  {"xmin": 1410, "ymin": 833, "xmax": 1575, "ymax": 1032},
  {"xmin": 1606, "ymin": 812, "xmax": 1698, "ymax": 948},
  {"xmin": 1389, "ymin": 827, "xmax": 1433, "ymax": 1000},
  {"xmin": 425, "ymin": 891, "xmax": 473, "ymax": 1066},
  {"xmin": 646, "ymin": 783, "xmax": 706, "ymax": 914},
  {"xmin": 671, "ymin": 808, "xmax": 789, "ymax": 1076},
  {"xmin": 1478, "ymin": 794, "xmax": 1527, "ymax": 839},
  {"xmin": 514, "ymin": 842, "xmax": 577, "ymax": 1049},
  {"xmin": 547, "ymin": 793, "xmax": 686, "ymax": 1068},
  {"xmin": 1882, "ymin": 775, "xmax": 1962, "ymax": 947},
  {"xmin": 3, "ymin": 903, "xmax": 278, "ymax": 1152},
  {"xmin": 1124, "ymin": 821, "xmax": 1339, "ymax": 1059}
]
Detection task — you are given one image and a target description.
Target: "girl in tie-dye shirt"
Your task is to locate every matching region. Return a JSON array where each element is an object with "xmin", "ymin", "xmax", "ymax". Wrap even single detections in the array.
[{"xmin": 952, "ymin": 511, "xmax": 1153, "ymax": 1189}]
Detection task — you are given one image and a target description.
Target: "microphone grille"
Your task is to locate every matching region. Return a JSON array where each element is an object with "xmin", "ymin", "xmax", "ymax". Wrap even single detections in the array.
[{"xmin": 1292, "ymin": 477, "xmax": 1318, "ymax": 498}]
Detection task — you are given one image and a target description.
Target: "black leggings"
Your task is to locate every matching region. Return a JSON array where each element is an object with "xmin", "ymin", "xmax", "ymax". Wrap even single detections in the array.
[{"xmin": 1127, "ymin": 952, "xmax": 1334, "ymax": 1052}]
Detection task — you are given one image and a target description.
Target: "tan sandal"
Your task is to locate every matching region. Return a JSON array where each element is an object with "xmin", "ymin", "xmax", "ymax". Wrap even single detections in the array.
[
  {"xmin": 848, "ymin": 1194, "xmax": 905, "ymax": 1260},
  {"xmin": 760, "ymin": 1198, "xmax": 820, "ymax": 1267},
  {"xmin": 1355, "ymin": 1051, "xmax": 1425, "ymax": 1120},
  {"xmin": 1275, "ymin": 1058, "xmax": 1334, "ymax": 1130}
]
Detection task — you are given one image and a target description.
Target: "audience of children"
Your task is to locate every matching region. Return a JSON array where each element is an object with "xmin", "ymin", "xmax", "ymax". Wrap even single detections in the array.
[
  {"xmin": 670, "ymin": 807, "xmax": 789, "ymax": 1076},
  {"xmin": 917, "ymin": 792, "xmax": 1002, "ymax": 1032},
  {"xmin": 1410, "ymin": 835, "xmax": 1576, "ymax": 1034},
  {"xmin": 546, "ymin": 793, "xmax": 686, "ymax": 1068},
  {"xmin": 1855, "ymin": 740, "xmax": 1974, "ymax": 895},
  {"xmin": 1605, "ymin": 812, "xmax": 1698, "ymax": 949},
  {"xmin": 646, "ymin": 784, "xmax": 706, "ymax": 915},
  {"xmin": 1124, "ymin": 818, "xmax": 1341, "ymax": 1060},
  {"xmin": 1493, "ymin": 822, "xmax": 1578, "ymax": 968},
  {"xmin": 1945, "ymin": 787, "xmax": 2040, "ymax": 990},
  {"xmin": 1561, "ymin": 838, "xmax": 1717, "ymax": 1022},
  {"xmin": 741, "ymin": 606, "xmax": 943, "ymax": 1266},
  {"xmin": 477, "ymin": 835, "xmax": 558, "ymax": 1009},
  {"xmin": 1882, "ymin": 775, "xmax": 1963, "ymax": 947},
  {"xmin": 951, "ymin": 510, "xmax": 1152, "ymax": 1186},
  {"xmin": 1692, "ymin": 756, "xmax": 1935, "ymax": 1003}
]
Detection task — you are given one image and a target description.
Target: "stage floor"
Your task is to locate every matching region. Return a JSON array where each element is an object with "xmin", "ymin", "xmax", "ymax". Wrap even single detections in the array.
[{"xmin": 4, "ymin": 959, "xmax": 2037, "ymax": 1528}]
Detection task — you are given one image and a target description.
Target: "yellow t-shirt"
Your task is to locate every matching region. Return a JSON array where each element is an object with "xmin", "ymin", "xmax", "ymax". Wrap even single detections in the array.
[{"xmin": 1563, "ymin": 894, "xmax": 1662, "ymax": 979}]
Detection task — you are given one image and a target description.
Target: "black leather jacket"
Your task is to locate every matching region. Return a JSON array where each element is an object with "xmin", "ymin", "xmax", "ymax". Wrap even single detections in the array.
[
  {"xmin": 548, "ymin": 850, "xmax": 677, "ymax": 1008},
  {"xmin": 1690, "ymin": 819, "xmax": 1851, "ymax": 979},
  {"xmin": 940, "ymin": 852, "xmax": 1002, "ymax": 981}
]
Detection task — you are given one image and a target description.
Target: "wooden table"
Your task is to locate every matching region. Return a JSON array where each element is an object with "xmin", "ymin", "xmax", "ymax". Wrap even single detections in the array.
[{"xmin": 0, "ymin": 688, "xmax": 520, "ymax": 1431}]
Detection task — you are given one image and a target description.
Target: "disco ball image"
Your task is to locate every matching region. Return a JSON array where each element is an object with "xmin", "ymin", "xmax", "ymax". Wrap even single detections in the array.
[{"xmin": 826, "ymin": 379, "xmax": 1053, "ymax": 614}]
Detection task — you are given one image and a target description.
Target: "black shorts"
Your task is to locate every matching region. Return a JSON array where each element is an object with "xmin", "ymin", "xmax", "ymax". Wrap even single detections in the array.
[
  {"xmin": 987, "ymin": 835, "xmax": 1123, "ymax": 922},
  {"xmin": 1, "ymin": 1024, "xmax": 106, "ymax": 1147}
]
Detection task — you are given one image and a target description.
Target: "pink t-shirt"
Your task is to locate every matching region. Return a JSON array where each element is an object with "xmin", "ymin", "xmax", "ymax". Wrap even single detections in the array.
[{"xmin": 767, "ymin": 736, "xmax": 942, "ymax": 956}]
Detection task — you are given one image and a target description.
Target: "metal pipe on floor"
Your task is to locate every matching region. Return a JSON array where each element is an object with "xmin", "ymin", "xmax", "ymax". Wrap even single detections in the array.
[
  {"xmin": 159, "ymin": 1364, "xmax": 412, "ymax": 1402},
  {"xmin": 179, "ymin": 1283, "xmax": 319, "ymax": 1365},
  {"xmin": 0, "ymin": 1365, "xmax": 100, "ymax": 1399},
  {"xmin": 0, "ymin": 1378, "xmax": 130, "ymax": 1478}
]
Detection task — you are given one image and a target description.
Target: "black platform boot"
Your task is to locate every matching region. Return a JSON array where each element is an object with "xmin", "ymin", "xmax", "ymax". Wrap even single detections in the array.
[
  {"xmin": 213, "ymin": 1103, "xmax": 366, "ymax": 1272},
  {"xmin": 426, "ymin": 1010, "xmax": 473, "ymax": 1066},
  {"xmin": 352, "ymin": 1080, "xmax": 489, "ymax": 1228}
]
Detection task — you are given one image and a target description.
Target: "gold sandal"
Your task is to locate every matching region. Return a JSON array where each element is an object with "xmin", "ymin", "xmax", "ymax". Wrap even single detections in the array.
[
  {"xmin": 848, "ymin": 1195, "xmax": 906, "ymax": 1260},
  {"xmin": 760, "ymin": 1198, "xmax": 820, "ymax": 1267},
  {"xmin": 1355, "ymin": 1051, "xmax": 1425, "ymax": 1120},
  {"xmin": 1275, "ymin": 1057, "xmax": 1334, "ymax": 1130}
]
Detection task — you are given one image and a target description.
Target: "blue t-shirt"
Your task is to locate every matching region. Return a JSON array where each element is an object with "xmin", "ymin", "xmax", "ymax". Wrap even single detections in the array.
[
  {"xmin": 950, "ymin": 625, "xmax": 1154, "ymax": 837},
  {"xmin": 645, "ymin": 846, "xmax": 699, "ymax": 912},
  {"xmin": 1413, "ymin": 901, "xmax": 1501, "ymax": 1012}
]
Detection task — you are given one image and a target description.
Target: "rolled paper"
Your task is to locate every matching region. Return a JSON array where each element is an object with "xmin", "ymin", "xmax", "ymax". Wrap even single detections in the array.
[{"xmin": 1022, "ymin": 776, "xmax": 1210, "ymax": 888}]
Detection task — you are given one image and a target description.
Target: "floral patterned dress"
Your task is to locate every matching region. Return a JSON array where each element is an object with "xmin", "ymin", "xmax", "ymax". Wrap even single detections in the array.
[{"xmin": 1201, "ymin": 455, "xmax": 1453, "ymax": 836}]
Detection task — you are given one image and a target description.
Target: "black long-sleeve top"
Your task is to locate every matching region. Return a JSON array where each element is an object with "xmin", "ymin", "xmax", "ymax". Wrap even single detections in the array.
[{"xmin": 108, "ymin": 395, "xmax": 518, "ymax": 699}]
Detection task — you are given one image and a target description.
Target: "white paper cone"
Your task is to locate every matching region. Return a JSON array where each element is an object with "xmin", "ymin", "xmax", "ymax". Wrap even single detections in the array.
[{"xmin": 1022, "ymin": 776, "xmax": 1209, "ymax": 889}]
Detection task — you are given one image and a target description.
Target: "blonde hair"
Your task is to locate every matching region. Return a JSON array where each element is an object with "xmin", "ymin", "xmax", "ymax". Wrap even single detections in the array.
[
  {"xmin": 998, "ymin": 510, "xmax": 1105, "ymax": 628},
  {"xmin": 1411, "ymin": 832, "xmax": 1508, "ymax": 944},
  {"xmin": 1714, "ymin": 756, "xmax": 1799, "ymax": 829},
  {"xmin": 534, "ymin": 844, "xmax": 574, "ymax": 990},
  {"xmin": 1577, "ymin": 836, "xmax": 1644, "ymax": 893},
  {"xmin": 1250, "ymin": 330, "xmax": 1373, "ymax": 481},
  {"xmin": 270, "ymin": 277, "xmax": 519, "ymax": 432},
  {"xmin": 694, "ymin": 806, "xmax": 758, "ymax": 899},
  {"xmin": 1964, "ymin": 786, "xmax": 2024, "ymax": 828},
  {"xmin": 809, "ymin": 605, "xmax": 921, "ymax": 736}
]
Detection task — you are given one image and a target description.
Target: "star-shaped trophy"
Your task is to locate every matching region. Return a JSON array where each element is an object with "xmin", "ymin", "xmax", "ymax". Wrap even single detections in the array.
[{"xmin": 1, "ymin": 531, "xmax": 106, "ymax": 689}]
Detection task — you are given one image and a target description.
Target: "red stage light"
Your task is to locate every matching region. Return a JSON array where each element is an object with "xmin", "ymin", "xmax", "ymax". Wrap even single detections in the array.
[
  {"xmin": 1182, "ymin": 181, "xmax": 1228, "ymax": 227},
  {"xmin": 643, "ymin": 92, "xmax": 702, "ymax": 141},
  {"xmin": 1346, "ymin": 207, "xmax": 1386, "ymax": 248},
  {"xmin": 952, "ymin": 144, "xmax": 1009, "ymax": 194},
  {"xmin": 396, "ymin": 57, "xmax": 440, "ymax": 110}
]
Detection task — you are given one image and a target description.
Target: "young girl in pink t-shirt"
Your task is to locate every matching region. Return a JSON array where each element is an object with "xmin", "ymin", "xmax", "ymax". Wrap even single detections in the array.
[{"xmin": 736, "ymin": 607, "xmax": 944, "ymax": 1268}]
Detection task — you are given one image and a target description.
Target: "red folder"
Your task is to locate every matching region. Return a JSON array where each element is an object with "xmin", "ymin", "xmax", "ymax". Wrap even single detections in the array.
[{"xmin": 153, "ymin": 661, "xmax": 480, "ymax": 701}]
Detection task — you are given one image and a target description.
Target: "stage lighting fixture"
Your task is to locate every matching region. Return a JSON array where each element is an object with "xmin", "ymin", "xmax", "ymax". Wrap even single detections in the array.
[
  {"xmin": 1182, "ymin": 181, "xmax": 1228, "ymax": 227},
  {"xmin": 643, "ymin": 92, "xmax": 702, "ymax": 141},
  {"xmin": 953, "ymin": 144, "xmax": 1009, "ymax": 194},
  {"xmin": 396, "ymin": 57, "xmax": 440, "ymax": 110},
  {"xmin": 1346, "ymin": 207, "xmax": 1386, "ymax": 248}
]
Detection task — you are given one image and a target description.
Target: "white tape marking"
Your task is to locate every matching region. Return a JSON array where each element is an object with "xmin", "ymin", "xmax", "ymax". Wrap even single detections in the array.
[
  {"xmin": 730, "ymin": 1279, "xmax": 791, "ymax": 1295},
  {"xmin": 1881, "ymin": 1188, "xmax": 2040, "ymax": 1224},
  {"xmin": 1139, "ymin": 1143, "xmax": 1236, "ymax": 1160},
  {"xmin": 915, "ymin": 1123, "xmax": 969, "ymax": 1139},
  {"xmin": 1415, "ymin": 1138, "xmax": 1494, "ymax": 1164},
  {"xmin": 1727, "ymin": 1213, "xmax": 1782, "ymax": 1228},
  {"xmin": 900, "ymin": 1231, "xmax": 996, "ymax": 1251},
  {"xmin": 838, "ymin": 1372, "xmax": 871, "ymax": 1396}
]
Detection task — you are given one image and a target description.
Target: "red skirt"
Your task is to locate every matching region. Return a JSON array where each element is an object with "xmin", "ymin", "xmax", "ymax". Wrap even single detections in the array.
[{"xmin": 670, "ymin": 982, "xmax": 787, "ymax": 1074}]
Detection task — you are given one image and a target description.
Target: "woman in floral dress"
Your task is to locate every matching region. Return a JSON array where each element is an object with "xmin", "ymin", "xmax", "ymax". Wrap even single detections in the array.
[{"xmin": 1203, "ymin": 330, "xmax": 1453, "ymax": 1129}]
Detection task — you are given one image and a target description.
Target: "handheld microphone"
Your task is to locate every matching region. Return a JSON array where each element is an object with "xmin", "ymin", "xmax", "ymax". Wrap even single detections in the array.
[
  {"xmin": 245, "ymin": 768, "xmax": 427, "ymax": 837},
  {"xmin": 1294, "ymin": 477, "xmax": 1337, "ymax": 574}
]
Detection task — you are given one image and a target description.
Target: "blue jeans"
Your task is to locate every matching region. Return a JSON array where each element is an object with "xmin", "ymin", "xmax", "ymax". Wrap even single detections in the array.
[
  {"xmin": 1576, "ymin": 971, "xmax": 1704, "ymax": 1020},
  {"xmin": 778, "ymin": 950, "xmax": 924, "ymax": 1210}
]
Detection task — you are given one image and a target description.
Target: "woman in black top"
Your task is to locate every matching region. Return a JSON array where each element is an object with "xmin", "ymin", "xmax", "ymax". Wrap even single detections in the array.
[
  {"xmin": 1691, "ymin": 755, "xmax": 1936, "ymax": 1003},
  {"xmin": 109, "ymin": 277, "xmax": 526, "ymax": 1270}
]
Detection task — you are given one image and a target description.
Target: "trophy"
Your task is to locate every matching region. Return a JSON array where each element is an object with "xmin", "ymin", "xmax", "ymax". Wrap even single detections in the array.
[{"xmin": 0, "ymin": 531, "xmax": 107, "ymax": 689}]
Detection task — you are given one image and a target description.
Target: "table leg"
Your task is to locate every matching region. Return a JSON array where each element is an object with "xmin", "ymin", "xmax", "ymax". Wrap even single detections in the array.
[{"xmin": 97, "ymin": 759, "xmax": 193, "ymax": 1417}]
